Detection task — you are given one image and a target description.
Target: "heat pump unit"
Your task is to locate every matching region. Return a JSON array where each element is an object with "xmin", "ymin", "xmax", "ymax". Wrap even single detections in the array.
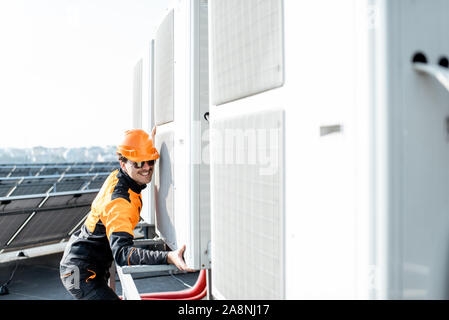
[
  {"xmin": 208, "ymin": 0, "xmax": 449, "ymax": 299},
  {"xmin": 152, "ymin": 0, "xmax": 210, "ymax": 270}
]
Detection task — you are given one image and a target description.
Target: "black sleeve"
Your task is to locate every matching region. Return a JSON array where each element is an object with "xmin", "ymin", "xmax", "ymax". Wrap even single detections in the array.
[{"xmin": 109, "ymin": 231, "xmax": 169, "ymax": 267}]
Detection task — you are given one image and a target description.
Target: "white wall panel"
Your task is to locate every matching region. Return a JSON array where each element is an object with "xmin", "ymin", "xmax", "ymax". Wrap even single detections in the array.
[
  {"xmin": 132, "ymin": 59, "xmax": 143, "ymax": 129},
  {"xmin": 140, "ymin": 40, "xmax": 156, "ymax": 225}
]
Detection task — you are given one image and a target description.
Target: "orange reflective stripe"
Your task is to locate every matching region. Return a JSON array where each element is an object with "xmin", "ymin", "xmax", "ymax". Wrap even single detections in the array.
[
  {"xmin": 85, "ymin": 269, "xmax": 96, "ymax": 283},
  {"xmin": 128, "ymin": 247, "xmax": 136, "ymax": 266},
  {"xmin": 85, "ymin": 170, "xmax": 119, "ymax": 232},
  {"xmin": 104, "ymin": 198, "xmax": 138, "ymax": 237}
]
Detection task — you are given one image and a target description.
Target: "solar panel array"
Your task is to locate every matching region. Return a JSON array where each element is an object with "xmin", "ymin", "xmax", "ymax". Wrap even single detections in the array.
[
  {"xmin": 0, "ymin": 161, "xmax": 117, "ymax": 178},
  {"xmin": 0, "ymin": 162, "xmax": 118, "ymax": 251}
]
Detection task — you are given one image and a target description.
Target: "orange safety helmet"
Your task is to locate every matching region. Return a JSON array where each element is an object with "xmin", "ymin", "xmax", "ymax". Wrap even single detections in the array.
[{"xmin": 117, "ymin": 129, "xmax": 159, "ymax": 162}]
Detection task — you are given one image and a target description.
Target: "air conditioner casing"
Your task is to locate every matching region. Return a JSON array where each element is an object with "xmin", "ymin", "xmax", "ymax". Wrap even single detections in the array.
[{"xmin": 208, "ymin": 0, "xmax": 449, "ymax": 299}]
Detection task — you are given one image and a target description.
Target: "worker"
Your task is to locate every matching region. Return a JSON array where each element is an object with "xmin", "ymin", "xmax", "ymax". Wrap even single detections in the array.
[{"xmin": 59, "ymin": 127, "xmax": 192, "ymax": 300}]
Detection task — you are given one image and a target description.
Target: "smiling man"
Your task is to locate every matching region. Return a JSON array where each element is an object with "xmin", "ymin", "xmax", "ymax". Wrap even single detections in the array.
[{"xmin": 59, "ymin": 127, "xmax": 191, "ymax": 300}]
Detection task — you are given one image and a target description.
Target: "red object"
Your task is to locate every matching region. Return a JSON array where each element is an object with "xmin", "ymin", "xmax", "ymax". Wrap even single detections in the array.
[{"xmin": 140, "ymin": 269, "xmax": 207, "ymax": 300}]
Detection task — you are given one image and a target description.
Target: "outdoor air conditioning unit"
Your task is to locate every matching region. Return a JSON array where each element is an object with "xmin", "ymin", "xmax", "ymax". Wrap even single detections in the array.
[
  {"xmin": 152, "ymin": 0, "xmax": 210, "ymax": 270},
  {"xmin": 208, "ymin": 0, "xmax": 449, "ymax": 299}
]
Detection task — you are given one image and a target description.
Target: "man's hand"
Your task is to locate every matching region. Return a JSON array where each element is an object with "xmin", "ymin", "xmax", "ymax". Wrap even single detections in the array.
[{"xmin": 167, "ymin": 244, "xmax": 194, "ymax": 272}]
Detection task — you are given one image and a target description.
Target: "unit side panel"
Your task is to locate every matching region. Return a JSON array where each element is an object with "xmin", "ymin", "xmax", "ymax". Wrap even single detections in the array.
[
  {"xmin": 397, "ymin": 0, "xmax": 449, "ymax": 299},
  {"xmin": 154, "ymin": 130, "xmax": 176, "ymax": 248},
  {"xmin": 198, "ymin": 0, "xmax": 211, "ymax": 269}
]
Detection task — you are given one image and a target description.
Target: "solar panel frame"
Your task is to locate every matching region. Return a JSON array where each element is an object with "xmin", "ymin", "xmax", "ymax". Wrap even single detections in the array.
[
  {"xmin": 0, "ymin": 195, "xmax": 46, "ymax": 213},
  {"xmin": 9, "ymin": 168, "xmax": 41, "ymax": 177},
  {"xmin": 0, "ymin": 186, "xmax": 13, "ymax": 197},
  {"xmin": 10, "ymin": 182, "xmax": 56, "ymax": 196},
  {"xmin": 6, "ymin": 206, "xmax": 91, "ymax": 249},
  {"xmin": 93, "ymin": 168, "xmax": 115, "ymax": 174},
  {"xmin": 38, "ymin": 167, "xmax": 66, "ymax": 176},
  {"xmin": 86, "ymin": 180, "xmax": 105, "ymax": 190},
  {"xmin": 0, "ymin": 161, "xmax": 110, "ymax": 248},
  {"xmin": 0, "ymin": 168, "xmax": 13, "ymax": 177},
  {"xmin": 86, "ymin": 175, "xmax": 108, "ymax": 190},
  {"xmin": 53, "ymin": 177, "xmax": 88, "ymax": 193},
  {"xmin": 0, "ymin": 190, "xmax": 98, "ymax": 250},
  {"xmin": 0, "ymin": 195, "xmax": 47, "ymax": 249},
  {"xmin": 65, "ymin": 167, "xmax": 92, "ymax": 175},
  {"xmin": 0, "ymin": 179, "xmax": 19, "ymax": 197},
  {"xmin": 42, "ymin": 191, "xmax": 98, "ymax": 208},
  {"xmin": 0, "ymin": 213, "xmax": 33, "ymax": 249}
]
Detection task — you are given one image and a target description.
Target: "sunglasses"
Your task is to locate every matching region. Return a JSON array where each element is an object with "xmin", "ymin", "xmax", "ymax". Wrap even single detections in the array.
[{"xmin": 129, "ymin": 160, "xmax": 156, "ymax": 169}]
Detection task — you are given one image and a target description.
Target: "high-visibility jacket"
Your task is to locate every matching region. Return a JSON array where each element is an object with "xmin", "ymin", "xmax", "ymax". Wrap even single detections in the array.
[{"xmin": 60, "ymin": 168, "xmax": 168, "ymax": 275}]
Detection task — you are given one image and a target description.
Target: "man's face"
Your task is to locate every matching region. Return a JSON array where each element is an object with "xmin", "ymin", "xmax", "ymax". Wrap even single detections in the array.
[{"xmin": 121, "ymin": 160, "xmax": 155, "ymax": 186}]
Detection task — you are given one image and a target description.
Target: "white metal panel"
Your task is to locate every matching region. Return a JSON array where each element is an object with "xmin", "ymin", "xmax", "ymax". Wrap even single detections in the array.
[
  {"xmin": 388, "ymin": 0, "xmax": 449, "ymax": 299},
  {"xmin": 207, "ymin": 0, "xmax": 449, "ymax": 300},
  {"xmin": 132, "ymin": 59, "xmax": 143, "ymax": 129},
  {"xmin": 209, "ymin": 0, "xmax": 364, "ymax": 300},
  {"xmin": 210, "ymin": 108, "xmax": 284, "ymax": 299},
  {"xmin": 198, "ymin": 0, "xmax": 211, "ymax": 269},
  {"xmin": 209, "ymin": 0, "xmax": 284, "ymax": 105},
  {"xmin": 140, "ymin": 40, "xmax": 156, "ymax": 225},
  {"xmin": 171, "ymin": 0, "xmax": 188, "ymax": 257},
  {"xmin": 182, "ymin": 0, "xmax": 211, "ymax": 269},
  {"xmin": 154, "ymin": 9, "xmax": 174, "ymax": 126}
]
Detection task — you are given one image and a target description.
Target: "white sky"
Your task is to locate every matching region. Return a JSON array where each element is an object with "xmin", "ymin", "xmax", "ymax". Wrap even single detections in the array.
[{"xmin": 0, "ymin": 0, "xmax": 174, "ymax": 148}]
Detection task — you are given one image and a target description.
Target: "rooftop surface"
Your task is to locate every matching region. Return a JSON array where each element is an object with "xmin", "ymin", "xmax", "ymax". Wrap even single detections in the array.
[{"xmin": 0, "ymin": 252, "xmax": 200, "ymax": 300}]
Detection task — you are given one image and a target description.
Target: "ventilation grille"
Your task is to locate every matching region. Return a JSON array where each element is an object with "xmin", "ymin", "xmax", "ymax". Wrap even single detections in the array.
[
  {"xmin": 209, "ymin": 0, "xmax": 284, "ymax": 106},
  {"xmin": 154, "ymin": 10, "xmax": 174, "ymax": 125},
  {"xmin": 132, "ymin": 59, "xmax": 143, "ymax": 129},
  {"xmin": 154, "ymin": 130, "xmax": 175, "ymax": 248},
  {"xmin": 211, "ymin": 108, "xmax": 284, "ymax": 299}
]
